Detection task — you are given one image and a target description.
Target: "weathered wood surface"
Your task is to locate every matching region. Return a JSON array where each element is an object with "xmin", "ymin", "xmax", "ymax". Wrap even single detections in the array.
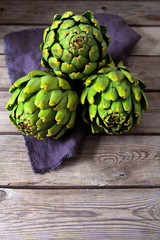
[
  {"xmin": 0, "ymin": 0, "xmax": 160, "ymax": 239},
  {"xmin": 1, "ymin": 26, "xmax": 160, "ymax": 55},
  {"xmin": 1, "ymin": 92, "xmax": 159, "ymax": 133},
  {"xmin": 0, "ymin": 1, "xmax": 160, "ymax": 26},
  {"xmin": 0, "ymin": 135, "xmax": 160, "ymax": 187},
  {"xmin": 0, "ymin": 188, "xmax": 160, "ymax": 240},
  {"xmin": 127, "ymin": 56, "xmax": 160, "ymax": 89},
  {"xmin": 1, "ymin": 56, "xmax": 160, "ymax": 89},
  {"xmin": 2, "ymin": 55, "xmax": 160, "ymax": 86},
  {"xmin": 131, "ymin": 27, "xmax": 160, "ymax": 56},
  {"xmin": 2, "ymin": 55, "xmax": 158, "ymax": 85}
]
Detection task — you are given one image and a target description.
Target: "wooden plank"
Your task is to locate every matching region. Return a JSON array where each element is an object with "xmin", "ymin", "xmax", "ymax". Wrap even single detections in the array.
[
  {"xmin": 0, "ymin": 1, "xmax": 159, "ymax": 26},
  {"xmin": 0, "ymin": 26, "xmax": 160, "ymax": 56},
  {"xmin": 1, "ymin": 92, "xmax": 159, "ymax": 134},
  {"xmin": 0, "ymin": 54, "xmax": 6, "ymax": 67},
  {"xmin": 0, "ymin": 67, "xmax": 10, "ymax": 89},
  {"xmin": 0, "ymin": 188, "xmax": 160, "ymax": 239},
  {"xmin": 132, "ymin": 27, "xmax": 160, "ymax": 56},
  {"xmin": 127, "ymin": 56, "xmax": 160, "ymax": 89},
  {"xmin": 0, "ymin": 135, "xmax": 160, "ymax": 186},
  {"xmin": 132, "ymin": 92, "xmax": 160, "ymax": 134},
  {"xmin": 1, "ymin": 56, "xmax": 160, "ymax": 90},
  {"xmin": 2, "ymin": 26, "xmax": 160, "ymax": 59}
]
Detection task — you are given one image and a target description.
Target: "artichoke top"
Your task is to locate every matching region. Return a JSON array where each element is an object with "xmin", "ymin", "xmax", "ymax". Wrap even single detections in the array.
[
  {"xmin": 6, "ymin": 70, "xmax": 79, "ymax": 140},
  {"xmin": 40, "ymin": 11, "xmax": 111, "ymax": 81},
  {"xmin": 81, "ymin": 61, "xmax": 149, "ymax": 134}
]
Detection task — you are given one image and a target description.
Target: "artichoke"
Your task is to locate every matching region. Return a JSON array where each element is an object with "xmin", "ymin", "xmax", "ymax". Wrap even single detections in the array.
[
  {"xmin": 40, "ymin": 11, "xmax": 111, "ymax": 80},
  {"xmin": 6, "ymin": 70, "xmax": 79, "ymax": 139},
  {"xmin": 81, "ymin": 61, "xmax": 149, "ymax": 134}
]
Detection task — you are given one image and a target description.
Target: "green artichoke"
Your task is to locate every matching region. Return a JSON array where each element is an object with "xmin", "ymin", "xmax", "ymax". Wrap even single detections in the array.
[
  {"xmin": 40, "ymin": 11, "xmax": 111, "ymax": 80},
  {"xmin": 6, "ymin": 70, "xmax": 79, "ymax": 139},
  {"xmin": 81, "ymin": 61, "xmax": 149, "ymax": 134}
]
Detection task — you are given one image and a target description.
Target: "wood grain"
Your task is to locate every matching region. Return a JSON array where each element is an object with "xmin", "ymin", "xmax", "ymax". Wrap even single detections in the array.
[
  {"xmin": 1, "ymin": 25, "xmax": 160, "ymax": 55},
  {"xmin": 132, "ymin": 27, "xmax": 160, "ymax": 56},
  {"xmin": 1, "ymin": 92, "xmax": 159, "ymax": 134},
  {"xmin": 0, "ymin": 1, "xmax": 159, "ymax": 239},
  {"xmin": 0, "ymin": 54, "xmax": 6, "ymax": 67},
  {"xmin": 2, "ymin": 55, "xmax": 157, "ymax": 80},
  {"xmin": 0, "ymin": 1, "xmax": 159, "ymax": 25},
  {"xmin": 127, "ymin": 56, "xmax": 160, "ymax": 90},
  {"xmin": 0, "ymin": 135, "xmax": 160, "ymax": 186},
  {"xmin": 0, "ymin": 188, "xmax": 160, "ymax": 239},
  {"xmin": 1, "ymin": 56, "xmax": 160, "ymax": 90}
]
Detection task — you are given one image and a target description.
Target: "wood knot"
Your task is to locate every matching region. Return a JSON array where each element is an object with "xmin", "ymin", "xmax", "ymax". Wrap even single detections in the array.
[
  {"xmin": 101, "ymin": 6, "xmax": 107, "ymax": 11},
  {"xmin": 119, "ymin": 173, "xmax": 125, "ymax": 177},
  {"xmin": 155, "ymin": 152, "xmax": 160, "ymax": 158},
  {"xmin": 0, "ymin": 190, "xmax": 6, "ymax": 202}
]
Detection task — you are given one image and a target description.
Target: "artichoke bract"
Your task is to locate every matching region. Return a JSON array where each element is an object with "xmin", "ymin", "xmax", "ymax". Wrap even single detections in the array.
[
  {"xmin": 6, "ymin": 70, "xmax": 79, "ymax": 139},
  {"xmin": 40, "ymin": 11, "xmax": 111, "ymax": 80},
  {"xmin": 81, "ymin": 61, "xmax": 149, "ymax": 134}
]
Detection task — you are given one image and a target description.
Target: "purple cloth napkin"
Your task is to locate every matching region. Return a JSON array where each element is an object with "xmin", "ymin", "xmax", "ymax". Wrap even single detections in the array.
[{"xmin": 4, "ymin": 13, "xmax": 141, "ymax": 174}]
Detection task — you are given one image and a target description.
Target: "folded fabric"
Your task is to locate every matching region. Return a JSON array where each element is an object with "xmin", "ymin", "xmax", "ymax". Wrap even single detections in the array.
[{"xmin": 4, "ymin": 13, "xmax": 141, "ymax": 174}]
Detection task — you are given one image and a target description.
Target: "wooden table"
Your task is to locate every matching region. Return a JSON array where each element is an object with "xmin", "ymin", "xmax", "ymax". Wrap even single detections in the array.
[{"xmin": 0, "ymin": 1, "xmax": 160, "ymax": 239}]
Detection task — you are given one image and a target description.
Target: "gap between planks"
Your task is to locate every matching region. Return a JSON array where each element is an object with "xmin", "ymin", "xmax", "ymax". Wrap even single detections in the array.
[{"xmin": 0, "ymin": 185, "xmax": 160, "ymax": 190}]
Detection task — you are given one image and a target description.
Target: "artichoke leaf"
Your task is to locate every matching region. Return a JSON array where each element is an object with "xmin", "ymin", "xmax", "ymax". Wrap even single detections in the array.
[
  {"xmin": 66, "ymin": 110, "xmax": 77, "ymax": 128},
  {"xmin": 24, "ymin": 77, "xmax": 41, "ymax": 94},
  {"xmin": 6, "ymin": 87, "xmax": 22, "ymax": 110},
  {"xmin": 9, "ymin": 75, "xmax": 30, "ymax": 93},
  {"xmin": 55, "ymin": 109, "xmax": 70, "ymax": 125}
]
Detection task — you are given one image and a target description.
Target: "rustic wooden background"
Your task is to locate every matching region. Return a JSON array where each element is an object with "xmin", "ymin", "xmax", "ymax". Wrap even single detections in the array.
[{"xmin": 0, "ymin": 0, "xmax": 160, "ymax": 239}]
